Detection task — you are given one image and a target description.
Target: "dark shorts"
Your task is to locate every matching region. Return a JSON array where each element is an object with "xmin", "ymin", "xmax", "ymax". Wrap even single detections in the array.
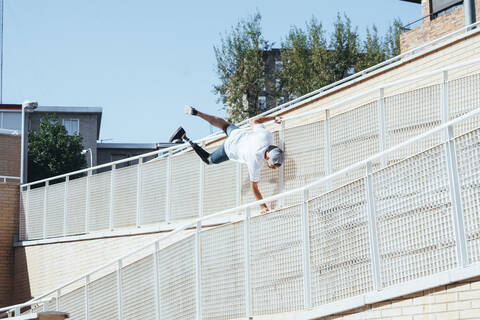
[{"xmin": 209, "ymin": 124, "xmax": 239, "ymax": 164}]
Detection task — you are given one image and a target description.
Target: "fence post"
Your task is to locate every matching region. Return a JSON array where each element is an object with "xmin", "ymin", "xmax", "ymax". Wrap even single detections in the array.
[
  {"xmin": 85, "ymin": 170, "xmax": 91, "ymax": 234},
  {"xmin": 377, "ymin": 88, "xmax": 387, "ymax": 168},
  {"xmin": 43, "ymin": 181, "xmax": 49, "ymax": 239},
  {"xmin": 63, "ymin": 176, "xmax": 69, "ymax": 237},
  {"xmin": 279, "ymin": 121, "xmax": 285, "ymax": 207},
  {"xmin": 109, "ymin": 165, "xmax": 116, "ymax": 231},
  {"xmin": 441, "ymin": 71, "xmax": 449, "ymax": 139},
  {"xmin": 136, "ymin": 158, "xmax": 143, "ymax": 228},
  {"xmin": 153, "ymin": 241, "xmax": 161, "ymax": 320},
  {"xmin": 445, "ymin": 125, "xmax": 469, "ymax": 267},
  {"xmin": 236, "ymin": 163, "xmax": 242, "ymax": 209},
  {"xmin": 165, "ymin": 150, "xmax": 172, "ymax": 223},
  {"xmin": 117, "ymin": 260, "xmax": 124, "ymax": 320},
  {"xmin": 324, "ymin": 109, "xmax": 332, "ymax": 190},
  {"xmin": 199, "ymin": 142, "xmax": 205, "ymax": 217},
  {"xmin": 85, "ymin": 275, "xmax": 90, "ymax": 320},
  {"xmin": 301, "ymin": 189, "xmax": 312, "ymax": 309},
  {"xmin": 24, "ymin": 185, "xmax": 30, "ymax": 240},
  {"xmin": 56, "ymin": 289, "xmax": 61, "ymax": 311},
  {"xmin": 365, "ymin": 162, "xmax": 382, "ymax": 290},
  {"xmin": 243, "ymin": 207, "xmax": 252, "ymax": 317},
  {"xmin": 195, "ymin": 221, "xmax": 202, "ymax": 320}
]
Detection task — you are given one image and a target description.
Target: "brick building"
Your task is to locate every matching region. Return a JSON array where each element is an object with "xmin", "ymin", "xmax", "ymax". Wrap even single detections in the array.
[{"xmin": 400, "ymin": 0, "xmax": 480, "ymax": 52}]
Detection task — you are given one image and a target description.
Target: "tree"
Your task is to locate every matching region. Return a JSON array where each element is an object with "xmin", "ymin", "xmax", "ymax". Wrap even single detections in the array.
[
  {"xmin": 384, "ymin": 18, "xmax": 402, "ymax": 59},
  {"xmin": 327, "ymin": 13, "xmax": 360, "ymax": 83},
  {"xmin": 213, "ymin": 11, "xmax": 271, "ymax": 123},
  {"xmin": 279, "ymin": 17, "xmax": 329, "ymax": 97},
  {"xmin": 356, "ymin": 25, "xmax": 386, "ymax": 71},
  {"xmin": 28, "ymin": 114, "xmax": 87, "ymax": 182}
]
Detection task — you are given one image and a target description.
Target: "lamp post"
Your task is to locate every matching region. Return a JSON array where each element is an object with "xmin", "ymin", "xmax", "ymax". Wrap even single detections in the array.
[
  {"xmin": 81, "ymin": 148, "xmax": 93, "ymax": 168},
  {"xmin": 21, "ymin": 100, "xmax": 38, "ymax": 184}
]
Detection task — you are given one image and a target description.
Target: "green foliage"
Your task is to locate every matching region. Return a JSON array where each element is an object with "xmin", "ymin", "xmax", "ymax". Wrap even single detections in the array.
[
  {"xmin": 327, "ymin": 13, "xmax": 360, "ymax": 83},
  {"xmin": 213, "ymin": 11, "xmax": 271, "ymax": 123},
  {"xmin": 356, "ymin": 25, "xmax": 386, "ymax": 71},
  {"xmin": 279, "ymin": 17, "xmax": 329, "ymax": 97},
  {"xmin": 28, "ymin": 114, "xmax": 87, "ymax": 182},
  {"xmin": 384, "ymin": 18, "xmax": 402, "ymax": 58}
]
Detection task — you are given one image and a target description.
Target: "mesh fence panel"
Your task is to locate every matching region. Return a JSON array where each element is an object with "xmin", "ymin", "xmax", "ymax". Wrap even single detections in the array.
[
  {"xmin": 283, "ymin": 120, "xmax": 325, "ymax": 206},
  {"xmin": 140, "ymin": 159, "xmax": 167, "ymax": 225},
  {"xmin": 88, "ymin": 272, "xmax": 118, "ymax": 320},
  {"xmin": 66, "ymin": 177, "xmax": 87, "ymax": 236},
  {"xmin": 308, "ymin": 179, "xmax": 373, "ymax": 306},
  {"xmin": 331, "ymin": 101, "xmax": 379, "ymax": 172},
  {"xmin": 249, "ymin": 205, "xmax": 304, "ymax": 315},
  {"xmin": 203, "ymin": 145, "xmax": 238, "ymax": 216},
  {"xmin": 88, "ymin": 171, "xmax": 111, "ymax": 232},
  {"xmin": 27, "ymin": 187, "xmax": 45, "ymax": 240},
  {"xmin": 385, "ymin": 84, "xmax": 442, "ymax": 163},
  {"xmin": 122, "ymin": 255, "xmax": 157, "ymax": 319},
  {"xmin": 201, "ymin": 223, "xmax": 245, "ymax": 319},
  {"xmin": 113, "ymin": 166, "xmax": 138, "ymax": 228},
  {"xmin": 158, "ymin": 235, "xmax": 196, "ymax": 319},
  {"xmin": 170, "ymin": 152, "xmax": 200, "ymax": 220},
  {"xmin": 449, "ymin": 73, "xmax": 480, "ymax": 137},
  {"xmin": 59, "ymin": 286, "xmax": 86, "ymax": 320},
  {"xmin": 454, "ymin": 128, "xmax": 480, "ymax": 264},
  {"xmin": 45, "ymin": 182, "xmax": 65, "ymax": 238},
  {"xmin": 373, "ymin": 144, "xmax": 457, "ymax": 288}
]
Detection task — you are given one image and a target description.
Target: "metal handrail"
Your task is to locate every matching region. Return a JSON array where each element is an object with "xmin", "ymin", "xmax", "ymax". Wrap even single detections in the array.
[
  {"xmin": 19, "ymin": 20, "xmax": 480, "ymax": 189},
  {"xmin": 26, "ymin": 106, "xmax": 480, "ymax": 304}
]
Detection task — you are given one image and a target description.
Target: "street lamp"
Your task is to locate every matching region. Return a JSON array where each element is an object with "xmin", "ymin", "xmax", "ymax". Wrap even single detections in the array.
[
  {"xmin": 21, "ymin": 100, "xmax": 38, "ymax": 184},
  {"xmin": 81, "ymin": 148, "xmax": 93, "ymax": 168}
]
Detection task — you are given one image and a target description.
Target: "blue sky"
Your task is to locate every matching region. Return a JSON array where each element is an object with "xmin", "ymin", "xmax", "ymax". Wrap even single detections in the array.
[{"xmin": 4, "ymin": 0, "xmax": 420, "ymax": 143}]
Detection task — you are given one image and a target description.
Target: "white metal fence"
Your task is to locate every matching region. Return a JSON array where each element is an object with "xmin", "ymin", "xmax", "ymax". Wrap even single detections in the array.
[
  {"xmin": 18, "ymin": 58, "xmax": 480, "ymax": 241},
  {"xmin": 5, "ymin": 107, "xmax": 480, "ymax": 319}
]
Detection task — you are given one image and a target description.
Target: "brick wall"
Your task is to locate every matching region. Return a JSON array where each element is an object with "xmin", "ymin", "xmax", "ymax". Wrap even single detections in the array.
[
  {"xmin": 0, "ymin": 134, "xmax": 20, "ymax": 177},
  {"xmin": 400, "ymin": 0, "xmax": 480, "ymax": 52},
  {"xmin": 318, "ymin": 276, "xmax": 480, "ymax": 320},
  {"xmin": 0, "ymin": 133, "xmax": 20, "ymax": 307},
  {"xmin": 0, "ymin": 184, "xmax": 19, "ymax": 307}
]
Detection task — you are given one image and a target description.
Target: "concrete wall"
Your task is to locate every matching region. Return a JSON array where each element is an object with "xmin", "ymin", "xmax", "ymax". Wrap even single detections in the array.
[
  {"xmin": 400, "ymin": 0, "xmax": 480, "ymax": 52},
  {"xmin": 318, "ymin": 276, "xmax": 480, "ymax": 320},
  {"xmin": 28, "ymin": 112, "xmax": 99, "ymax": 166}
]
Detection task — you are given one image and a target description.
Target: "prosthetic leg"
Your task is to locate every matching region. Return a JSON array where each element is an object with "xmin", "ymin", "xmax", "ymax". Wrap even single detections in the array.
[{"xmin": 169, "ymin": 126, "xmax": 211, "ymax": 164}]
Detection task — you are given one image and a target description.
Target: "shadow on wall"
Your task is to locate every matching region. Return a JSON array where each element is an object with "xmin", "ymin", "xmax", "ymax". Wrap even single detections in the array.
[{"xmin": 12, "ymin": 246, "xmax": 32, "ymax": 306}]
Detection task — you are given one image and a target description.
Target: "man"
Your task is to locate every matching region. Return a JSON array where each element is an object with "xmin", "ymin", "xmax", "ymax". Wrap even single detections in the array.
[{"xmin": 169, "ymin": 105, "xmax": 284, "ymax": 213}]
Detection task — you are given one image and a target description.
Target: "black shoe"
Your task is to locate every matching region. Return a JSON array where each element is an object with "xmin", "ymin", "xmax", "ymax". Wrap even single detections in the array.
[
  {"xmin": 184, "ymin": 105, "xmax": 198, "ymax": 116},
  {"xmin": 169, "ymin": 126, "xmax": 186, "ymax": 143}
]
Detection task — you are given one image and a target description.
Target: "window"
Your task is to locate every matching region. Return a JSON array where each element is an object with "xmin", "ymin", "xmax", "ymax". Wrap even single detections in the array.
[
  {"xmin": 62, "ymin": 119, "xmax": 79, "ymax": 136},
  {"xmin": 2, "ymin": 112, "xmax": 21, "ymax": 130},
  {"xmin": 275, "ymin": 60, "xmax": 283, "ymax": 72},
  {"xmin": 258, "ymin": 96, "xmax": 267, "ymax": 110},
  {"xmin": 431, "ymin": 0, "xmax": 463, "ymax": 19}
]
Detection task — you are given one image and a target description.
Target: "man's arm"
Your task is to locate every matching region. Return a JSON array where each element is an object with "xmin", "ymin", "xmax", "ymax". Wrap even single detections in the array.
[
  {"xmin": 250, "ymin": 116, "xmax": 282, "ymax": 125},
  {"xmin": 250, "ymin": 181, "xmax": 269, "ymax": 214}
]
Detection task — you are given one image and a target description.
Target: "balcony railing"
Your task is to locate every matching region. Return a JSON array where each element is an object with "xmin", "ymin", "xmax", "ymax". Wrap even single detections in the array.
[{"xmin": 18, "ymin": 57, "xmax": 480, "ymax": 241}]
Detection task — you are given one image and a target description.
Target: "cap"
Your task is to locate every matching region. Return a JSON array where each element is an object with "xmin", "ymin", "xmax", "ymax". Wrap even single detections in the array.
[{"xmin": 267, "ymin": 145, "xmax": 284, "ymax": 167}]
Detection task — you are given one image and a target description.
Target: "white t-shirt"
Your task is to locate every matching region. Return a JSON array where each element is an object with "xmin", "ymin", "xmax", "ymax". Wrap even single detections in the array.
[{"xmin": 224, "ymin": 124, "xmax": 273, "ymax": 182}]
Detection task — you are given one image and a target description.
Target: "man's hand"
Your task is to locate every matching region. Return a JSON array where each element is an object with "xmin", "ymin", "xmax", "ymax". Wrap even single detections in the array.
[{"xmin": 260, "ymin": 204, "xmax": 270, "ymax": 215}]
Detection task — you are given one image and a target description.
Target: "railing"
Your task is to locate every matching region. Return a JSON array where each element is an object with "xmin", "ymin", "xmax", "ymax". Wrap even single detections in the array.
[
  {"xmin": 19, "ymin": 57, "xmax": 480, "ymax": 241},
  {"xmin": 1, "ymin": 176, "xmax": 20, "ymax": 185},
  {"xmin": 10, "ymin": 106, "xmax": 480, "ymax": 319}
]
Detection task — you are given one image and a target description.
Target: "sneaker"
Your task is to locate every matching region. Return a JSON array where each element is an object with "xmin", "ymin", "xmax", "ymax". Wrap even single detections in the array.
[
  {"xmin": 168, "ymin": 126, "xmax": 186, "ymax": 143},
  {"xmin": 184, "ymin": 105, "xmax": 198, "ymax": 116}
]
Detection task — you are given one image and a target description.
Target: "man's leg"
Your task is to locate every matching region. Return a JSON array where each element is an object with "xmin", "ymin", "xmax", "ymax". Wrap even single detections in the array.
[{"xmin": 185, "ymin": 105, "xmax": 230, "ymax": 132}]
